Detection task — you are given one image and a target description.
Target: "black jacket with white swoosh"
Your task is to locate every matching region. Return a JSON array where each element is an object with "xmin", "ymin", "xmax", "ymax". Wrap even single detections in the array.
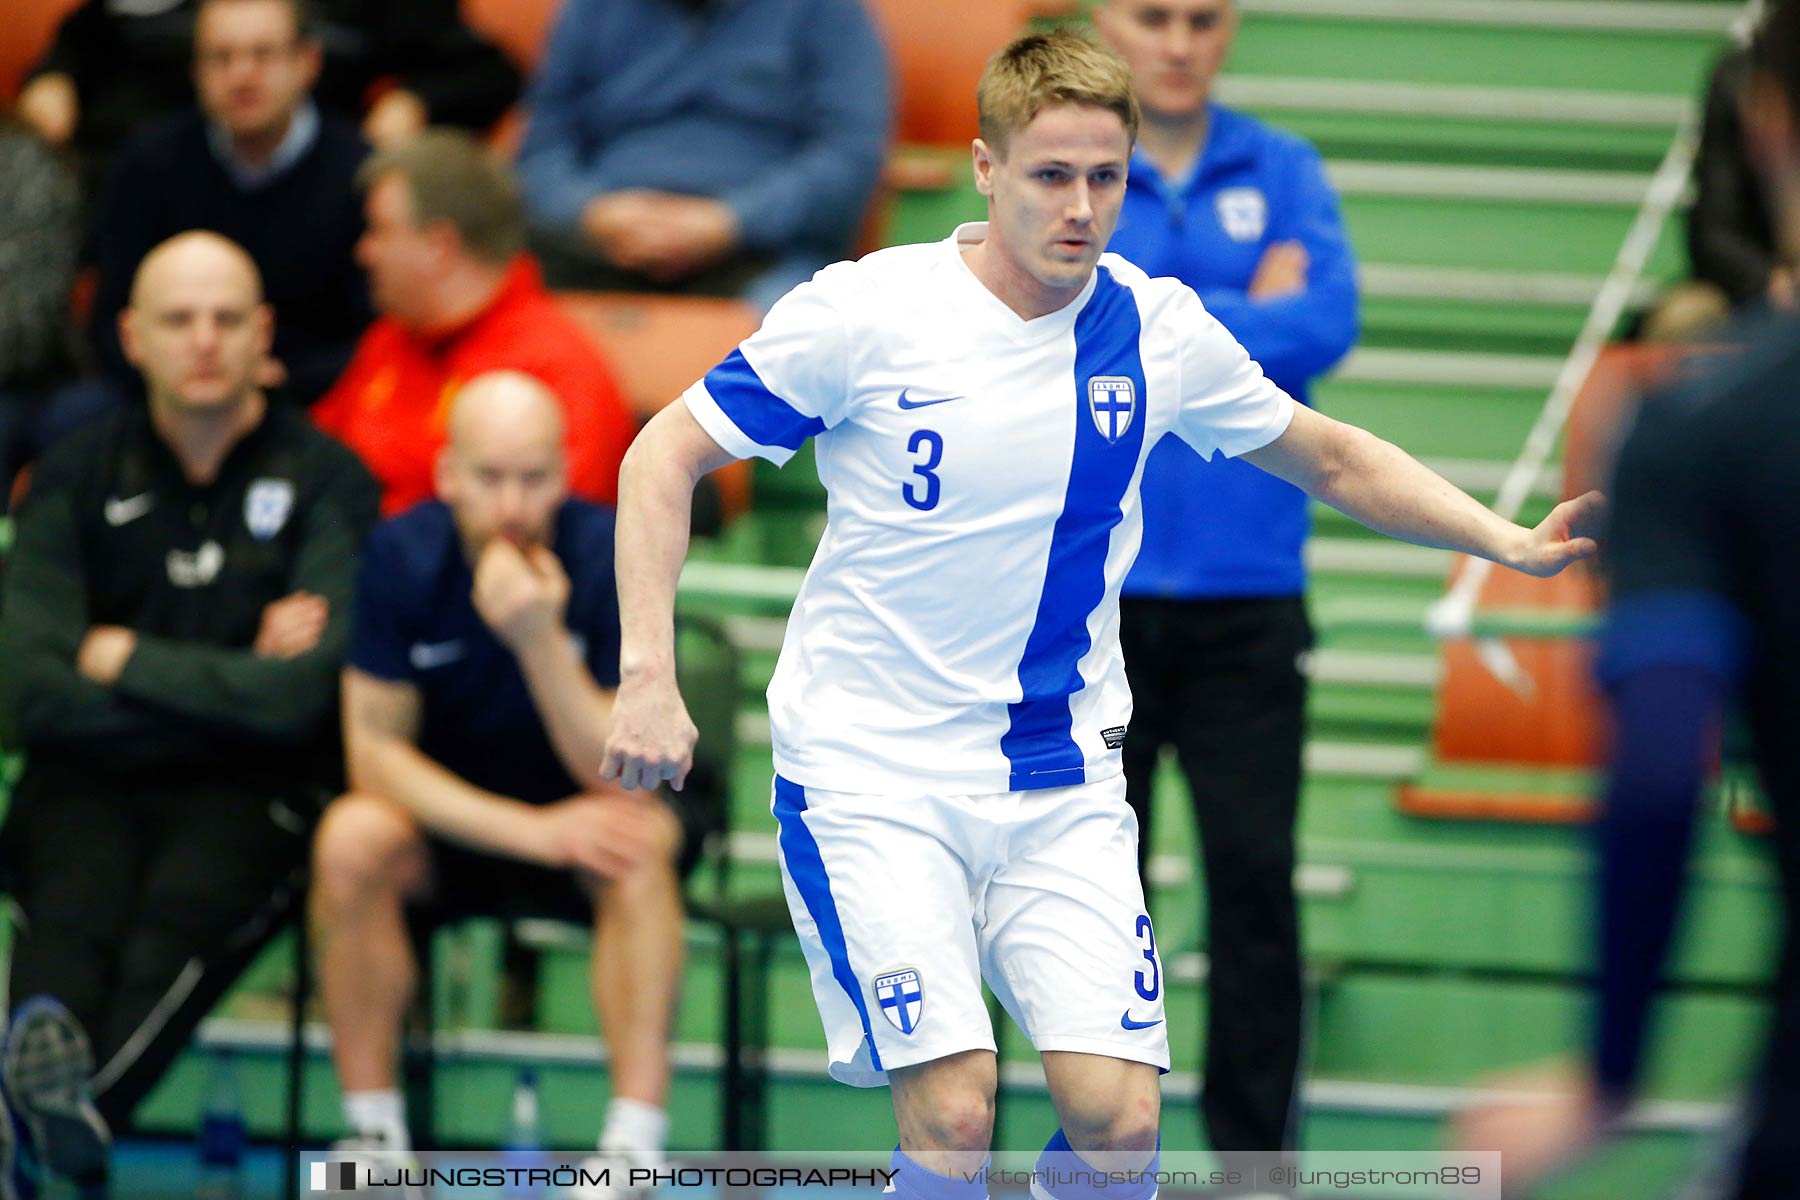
[{"xmin": 0, "ymin": 404, "xmax": 378, "ymax": 785}]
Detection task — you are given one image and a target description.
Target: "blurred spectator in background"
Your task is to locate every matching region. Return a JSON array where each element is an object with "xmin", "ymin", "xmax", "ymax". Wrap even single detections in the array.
[
  {"xmin": 313, "ymin": 131, "xmax": 635, "ymax": 517},
  {"xmin": 89, "ymin": 0, "xmax": 372, "ymax": 412},
  {"xmin": 516, "ymin": 0, "xmax": 891, "ymax": 311},
  {"xmin": 0, "ymin": 119, "xmax": 82, "ymax": 512},
  {"xmin": 16, "ymin": 0, "xmax": 518, "ymax": 197},
  {"xmin": 1094, "ymin": 0, "xmax": 1357, "ymax": 1183},
  {"xmin": 1646, "ymin": 2, "xmax": 1785, "ymax": 341},
  {"xmin": 1456, "ymin": 2, "xmax": 1800, "ymax": 1194},
  {"xmin": 313, "ymin": 372, "xmax": 697, "ymax": 1185},
  {"xmin": 1692, "ymin": 48, "xmax": 1785, "ymax": 309},
  {"xmin": 308, "ymin": 0, "xmax": 520, "ymax": 149},
  {"xmin": 0, "ymin": 232, "xmax": 377, "ymax": 1194}
]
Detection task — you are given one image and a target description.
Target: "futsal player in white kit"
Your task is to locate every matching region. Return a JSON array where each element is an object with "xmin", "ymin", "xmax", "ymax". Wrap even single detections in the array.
[{"xmin": 603, "ymin": 29, "xmax": 1601, "ymax": 1199}]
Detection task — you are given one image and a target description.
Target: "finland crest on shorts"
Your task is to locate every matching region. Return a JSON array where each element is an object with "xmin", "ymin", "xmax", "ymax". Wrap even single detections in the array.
[{"xmin": 873, "ymin": 968, "xmax": 924, "ymax": 1035}]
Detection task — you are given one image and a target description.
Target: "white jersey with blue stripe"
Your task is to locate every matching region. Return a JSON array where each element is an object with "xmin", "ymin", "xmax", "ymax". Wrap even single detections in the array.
[{"xmin": 682, "ymin": 222, "xmax": 1296, "ymax": 795}]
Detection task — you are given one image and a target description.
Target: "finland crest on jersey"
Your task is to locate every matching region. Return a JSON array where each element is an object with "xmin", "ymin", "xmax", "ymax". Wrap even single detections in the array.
[
  {"xmin": 873, "ymin": 968, "xmax": 924, "ymax": 1034},
  {"xmin": 679, "ymin": 223, "xmax": 1296, "ymax": 797},
  {"xmin": 1088, "ymin": 377, "xmax": 1136, "ymax": 444}
]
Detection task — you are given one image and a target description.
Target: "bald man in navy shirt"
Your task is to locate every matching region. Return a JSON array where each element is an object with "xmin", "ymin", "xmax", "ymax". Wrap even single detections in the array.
[{"xmin": 310, "ymin": 372, "xmax": 699, "ymax": 1181}]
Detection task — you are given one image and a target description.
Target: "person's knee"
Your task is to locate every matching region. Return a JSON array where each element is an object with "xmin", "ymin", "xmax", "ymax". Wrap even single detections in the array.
[
  {"xmin": 311, "ymin": 793, "xmax": 426, "ymax": 912},
  {"xmin": 1048, "ymin": 1057, "xmax": 1160, "ymax": 1157},
  {"xmin": 892, "ymin": 1052, "xmax": 996, "ymax": 1154},
  {"xmin": 590, "ymin": 803, "xmax": 685, "ymax": 903},
  {"xmin": 643, "ymin": 801, "xmax": 685, "ymax": 867},
  {"xmin": 1062, "ymin": 1099, "xmax": 1158, "ymax": 1157}
]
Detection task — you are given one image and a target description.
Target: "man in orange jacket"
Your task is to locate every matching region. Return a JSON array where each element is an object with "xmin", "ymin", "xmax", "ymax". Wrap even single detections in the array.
[{"xmin": 314, "ymin": 130, "xmax": 636, "ymax": 516}]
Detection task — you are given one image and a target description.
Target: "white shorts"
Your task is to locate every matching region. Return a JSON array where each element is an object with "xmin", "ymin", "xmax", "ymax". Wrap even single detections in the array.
[{"xmin": 771, "ymin": 772, "xmax": 1170, "ymax": 1087}]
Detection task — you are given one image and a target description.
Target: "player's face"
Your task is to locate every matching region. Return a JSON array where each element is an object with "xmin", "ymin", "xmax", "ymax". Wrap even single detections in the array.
[
  {"xmin": 357, "ymin": 175, "xmax": 445, "ymax": 326},
  {"xmin": 439, "ymin": 423, "xmax": 567, "ymax": 554},
  {"xmin": 123, "ymin": 256, "xmax": 271, "ymax": 413},
  {"xmin": 1096, "ymin": 0, "xmax": 1237, "ymax": 120},
  {"xmin": 194, "ymin": 0, "xmax": 320, "ymax": 144},
  {"xmin": 975, "ymin": 104, "xmax": 1132, "ymax": 296}
]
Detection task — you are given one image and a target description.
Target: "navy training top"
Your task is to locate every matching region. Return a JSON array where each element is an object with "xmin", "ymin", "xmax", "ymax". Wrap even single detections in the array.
[{"xmin": 349, "ymin": 499, "xmax": 622, "ymax": 805}]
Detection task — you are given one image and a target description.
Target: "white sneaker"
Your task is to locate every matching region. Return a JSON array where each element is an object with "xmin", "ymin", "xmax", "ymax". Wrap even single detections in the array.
[
  {"xmin": 328, "ymin": 1132, "xmax": 426, "ymax": 1200},
  {"xmin": 563, "ymin": 1147, "xmax": 662, "ymax": 1200}
]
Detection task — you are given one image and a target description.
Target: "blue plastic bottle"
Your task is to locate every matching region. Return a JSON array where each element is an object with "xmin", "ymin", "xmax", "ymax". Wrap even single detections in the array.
[
  {"xmin": 503, "ymin": 1068, "xmax": 546, "ymax": 1198},
  {"xmin": 196, "ymin": 1048, "xmax": 245, "ymax": 1200}
]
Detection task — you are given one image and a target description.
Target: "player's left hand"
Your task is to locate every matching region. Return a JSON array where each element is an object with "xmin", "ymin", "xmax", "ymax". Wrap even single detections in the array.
[
  {"xmin": 1450, "ymin": 1059, "xmax": 1620, "ymax": 1196},
  {"xmin": 472, "ymin": 538, "xmax": 570, "ymax": 649},
  {"xmin": 1506, "ymin": 490, "xmax": 1606, "ymax": 578}
]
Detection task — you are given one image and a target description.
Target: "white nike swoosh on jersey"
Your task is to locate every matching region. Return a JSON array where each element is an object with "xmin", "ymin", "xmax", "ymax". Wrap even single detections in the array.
[
  {"xmin": 104, "ymin": 493, "xmax": 155, "ymax": 526},
  {"xmin": 408, "ymin": 640, "xmax": 466, "ymax": 670}
]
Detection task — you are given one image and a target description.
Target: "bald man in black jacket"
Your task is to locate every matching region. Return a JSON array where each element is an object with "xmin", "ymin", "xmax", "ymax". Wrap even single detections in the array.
[{"xmin": 0, "ymin": 231, "xmax": 377, "ymax": 1194}]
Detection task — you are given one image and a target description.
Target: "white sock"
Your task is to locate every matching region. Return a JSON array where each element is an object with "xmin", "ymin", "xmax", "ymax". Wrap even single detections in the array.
[
  {"xmin": 343, "ymin": 1089, "xmax": 410, "ymax": 1152},
  {"xmin": 599, "ymin": 1097, "xmax": 668, "ymax": 1154}
]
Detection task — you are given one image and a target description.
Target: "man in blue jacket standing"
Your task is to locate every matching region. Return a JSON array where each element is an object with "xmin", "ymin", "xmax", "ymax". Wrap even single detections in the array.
[{"xmin": 1095, "ymin": 0, "xmax": 1358, "ymax": 1180}]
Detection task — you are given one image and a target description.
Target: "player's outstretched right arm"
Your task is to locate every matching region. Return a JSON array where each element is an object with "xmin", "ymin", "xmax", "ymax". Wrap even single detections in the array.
[{"xmin": 603, "ymin": 402, "xmax": 741, "ymax": 792}]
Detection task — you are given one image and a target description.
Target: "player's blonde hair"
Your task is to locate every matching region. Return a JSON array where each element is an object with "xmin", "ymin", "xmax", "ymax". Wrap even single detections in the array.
[{"xmin": 976, "ymin": 29, "xmax": 1140, "ymax": 159}]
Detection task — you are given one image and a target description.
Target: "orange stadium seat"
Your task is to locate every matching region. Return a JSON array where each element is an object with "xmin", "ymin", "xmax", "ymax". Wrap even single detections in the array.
[
  {"xmin": 1395, "ymin": 344, "xmax": 1695, "ymax": 825},
  {"xmin": 1, "ymin": 0, "xmax": 80, "ymax": 103},
  {"xmin": 858, "ymin": 0, "xmax": 1080, "ymax": 235},
  {"xmin": 460, "ymin": 0, "xmax": 563, "ymax": 72},
  {"xmin": 862, "ymin": 0, "xmax": 1079, "ymax": 149},
  {"xmin": 555, "ymin": 291, "xmax": 761, "ymax": 518}
]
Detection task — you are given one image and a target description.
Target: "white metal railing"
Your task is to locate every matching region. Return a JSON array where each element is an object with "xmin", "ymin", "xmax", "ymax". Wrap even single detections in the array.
[
  {"xmin": 1238, "ymin": 0, "xmax": 1737, "ymax": 35},
  {"xmin": 1425, "ymin": 100, "xmax": 1705, "ymax": 686},
  {"xmin": 1218, "ymin": 76, "xmax": 1692, "ymax": 126}
]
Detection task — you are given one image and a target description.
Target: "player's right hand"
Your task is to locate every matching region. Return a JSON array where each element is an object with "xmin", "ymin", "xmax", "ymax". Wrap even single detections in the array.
[{"xmin": 600, "ymin": 673, "xmax": 698, "ymax": 792}]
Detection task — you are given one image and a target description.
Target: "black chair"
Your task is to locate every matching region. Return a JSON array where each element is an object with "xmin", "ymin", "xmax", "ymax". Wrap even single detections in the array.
[{"xmin": 673, "ymin": 615, "xmax": 797, "ymax": 1150}]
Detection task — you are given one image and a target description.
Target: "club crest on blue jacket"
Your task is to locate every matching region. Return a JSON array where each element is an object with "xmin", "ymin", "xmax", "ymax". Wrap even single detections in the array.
[{"xmin": 1215, "ymin": 186, "xmax": 1268, "ymax": 242}]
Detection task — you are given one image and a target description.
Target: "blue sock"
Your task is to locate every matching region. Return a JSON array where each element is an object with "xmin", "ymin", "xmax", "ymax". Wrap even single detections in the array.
[
  {"xmin": 888, "ymin": 1147, "xmax": 989, "ymax": 1200},
  {"xmin": 1033, "ymin": 1129, "xmax": 1160, "ymax": 1200}
]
